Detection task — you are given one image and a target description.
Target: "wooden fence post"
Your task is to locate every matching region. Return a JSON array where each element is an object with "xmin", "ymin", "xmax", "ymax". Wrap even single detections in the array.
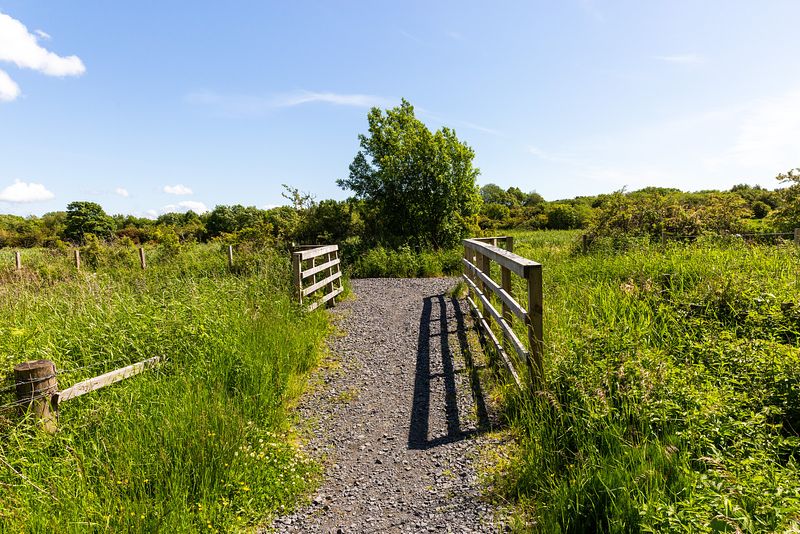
[
  {"xmin": 501, "ymin": 238, "xmax": 513, "ymax": 325},
  {"xmin": 227, "ymin": 245, "xmax": 234, "ymax": 269},
  {"xmin": 14, "ymin": 251, "xmax": 21, "ymax": 271},
  {"xmin": 292, "ymin": 252, "xmax": 302, "ymax": 305},
  {"xmin": 138, "ymin": 247, "xmax": 146, "ymax": 270},
  {"xmin": 74, "ymin": 249, "xmax": 81, "ymax": 270},
  {"xmin": 526, "ymin": 265, "xmax": 544, "ymax": 388},
  {"xmin": 795, "ymin": 228, "xmax": 800, "ymax": 245},
  {"xmin": 13, "ymin": 360, "xmax": 58, "ymax": 433},
  {"xmin": 582, "ymin": 234, "xmax": 588, "ymax": 253}
]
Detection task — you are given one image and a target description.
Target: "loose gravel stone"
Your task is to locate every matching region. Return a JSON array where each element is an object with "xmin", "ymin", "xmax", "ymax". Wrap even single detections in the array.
[{"xmin": 266, "ymin": 278, "xmax": 503, "ymax": 533}]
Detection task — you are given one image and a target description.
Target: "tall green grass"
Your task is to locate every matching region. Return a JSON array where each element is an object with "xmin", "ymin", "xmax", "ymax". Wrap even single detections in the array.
[
  {"xmin": 349, "ymin": 245, "xmax": 462, "ymax": 278},
  {"xmin": 487, "ymin": 230, "xmax": 800, "ymax": 532},
  {"xmin": 0, "ymin": 244, "xmax": 328, "ymax": 531}
]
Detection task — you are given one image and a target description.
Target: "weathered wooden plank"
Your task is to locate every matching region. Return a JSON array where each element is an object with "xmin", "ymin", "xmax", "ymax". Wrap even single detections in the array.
[
  {"xmin": 461, "ymin": 274, "xmax": 528, "ymax": 363},
  {"xmin": 302, "ymin": 271, "xmax": 342, "ymax": 297},
  {"xmin": 55, "ymin": 356, "xmax": 161, "ymax": 405},
  {"xmin": 466, "ymin": 296, "xmax": 522, "ymax": 390},
  {"xmin": 297, "ymin": 245, "xmax": 338, "ymax": 261},
  {"xmin": 526, "ymin": 265, "xmax": 544, "ymax": 385},
  {"xmin": 462, "ymin": 258, "xmax": 527, "ymax": 320},
  {"xmin": 302, "ymin": 257, "xmax": 340, "ymax": 280},
  {"xmin": 307, "ymin": 285, "xmax": 344, "ymax": 311},
  {"xmin": 292, "ymin": 253, "xmax": 303, "ymax": 305},
  {"xmin": 463, "ymin": 239, "xmax": 539, "ymax": 278}
]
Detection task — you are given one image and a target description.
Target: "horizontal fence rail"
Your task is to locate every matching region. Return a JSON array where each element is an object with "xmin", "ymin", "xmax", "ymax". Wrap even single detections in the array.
[
  {"xmin": 292, "ymin": 244, "xmax": 343, "ymax": 311},
  {"xmin": 463, "ymin": 237, "xmax": 543, "ymax": 391}
]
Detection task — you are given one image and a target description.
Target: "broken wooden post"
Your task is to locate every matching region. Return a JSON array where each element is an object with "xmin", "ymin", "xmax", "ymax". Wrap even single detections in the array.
[
  {"xmin": 14, "ymin": 251, "xmax": 21, "ymax": 271},
  {"xmin": 13, "ymin": 360, "xmax": 58, "ymax": 433},
  {"xmin": 74, "ymin": 249, "xmax": 81, "ymax": 270},
  {"xmin": 227, "ymin": 245, "xmax": 234, "ymax": 269},
  {"xmin": 138, "ymin": 247, "xmax": 146, "ymax": 269}
]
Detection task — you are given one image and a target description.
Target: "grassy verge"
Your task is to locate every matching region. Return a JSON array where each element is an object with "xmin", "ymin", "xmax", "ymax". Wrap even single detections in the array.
[
  {"xmin": 481, "ymin": 230, "xmax": 800, "ymax": 531},
  {"xmin": 0, "ymin": 245, "xmax": 329, "ymax": 532}
]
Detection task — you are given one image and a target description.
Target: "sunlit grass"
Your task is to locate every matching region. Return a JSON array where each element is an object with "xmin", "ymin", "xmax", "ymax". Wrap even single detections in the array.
[
  {"xmin": 484, "ymin": 230, "xmax": 800, "ymax": 532},
  {"xmin": 0, "ymin": 244, "xmax": 328, "ymax": 532}
]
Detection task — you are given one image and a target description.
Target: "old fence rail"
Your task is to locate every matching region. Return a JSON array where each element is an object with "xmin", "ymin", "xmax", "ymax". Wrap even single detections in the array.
[
  {"xmin": 9, "ymin": 356, "xmax": 163, "ymax": 433},
  {"xmin": 292, "ymin": 244, "xmax": 343, "ymax": 311},
  {"xmin": 462, "ymin": 236, "xmax": 543, "ymax": 391}
]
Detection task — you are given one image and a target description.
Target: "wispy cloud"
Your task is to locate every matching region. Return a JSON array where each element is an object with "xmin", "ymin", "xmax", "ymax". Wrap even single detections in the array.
[
  {"xmin": 33, "ymin": 29, "xmax": 50, "ymax": 41},
  {"xmin": 578, "ymin": 0, "xmax": 605, "ymax": 22},
  {"xmin": 163, "ymin": 184, "xmax": 193, "ymax": 195},
  {"xmin": 162, "ymin": 200, "xmax": 208, "ymax": 213},
  {"xmin": 115, "ymin": 187, "xmax": 129, "ymax": 197},
  {"xmin": 187, "ymin": 90, "xmax": 392, "ymax": 117},
  {"xmin": 0, "ymin": 69, "xmax": 20, "ymax": 101},
  {"xmin": 0, "ymin": 180, "xmax": 54, "ymax": 202},
  {"xmin": 0, "ymin": 11, "xmax": 85, "ymax": 102},
  {"xmin": 418, "ymin": 108, "xmax": 503, "ymax": 137},
  {"xmin": 655, "ymin": 53, "xmax": 705, "ymax": 65}
]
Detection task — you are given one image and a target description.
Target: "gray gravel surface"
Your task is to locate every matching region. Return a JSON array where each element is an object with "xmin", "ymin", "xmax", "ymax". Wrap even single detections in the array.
[{"xmin": 267, "ymin": 278, "xmax": 504, "ymax": 533}]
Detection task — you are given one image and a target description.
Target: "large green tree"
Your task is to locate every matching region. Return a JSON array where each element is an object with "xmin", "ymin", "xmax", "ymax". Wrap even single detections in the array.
[
  {"xmin": 337, "ymin": 99, "xmax": 481, "ymax": 249},
  {"xmin": 64, "ymin": 201, "xmax": 114, "ymax": 242}
]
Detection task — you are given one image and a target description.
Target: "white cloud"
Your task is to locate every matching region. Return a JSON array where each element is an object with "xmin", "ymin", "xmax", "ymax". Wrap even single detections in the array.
[
  {"xmin": 163, "ymin": 184, "xmax": 193, "ymax": 195},
  {"xmin": 162, "ymin": 200, "xmax": 208, "ymax": 214},
  {"xmin": 0, "ymin": 69, "xmax": 20, "ymax": 101},
  {"xmin": 115, "ymin": 187, "xmax": 129, "ymax": 197},
  {"xmin": 186, "ymin": 90, "xmax": 392, "ymax": 117},
  {"xmin": 144, "ymin": 209, "xmax": 158, "ymax": 219},
  {"xmin": 655, "ymin": 53, "xmax": 704, "ymax": 65},
  {"xmin": 0, "ymin": 180, "xmax": 54, "ymax": 202},
  {"xmin": 0, "ymin": 12, "xmax": 85, "ymax": 102},
  {"xmin": 709, "ymin": 89, "xmax": 800, "ymax": 173},
  {"xmin": 34, "ymin": 29, "xmax": 50, "ymax": 41}
]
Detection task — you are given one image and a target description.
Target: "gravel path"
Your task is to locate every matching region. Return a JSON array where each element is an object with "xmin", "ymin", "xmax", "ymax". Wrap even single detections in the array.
[{"xmin": 268, "ymin": 278, "xmax": 503, "ymax": 533}]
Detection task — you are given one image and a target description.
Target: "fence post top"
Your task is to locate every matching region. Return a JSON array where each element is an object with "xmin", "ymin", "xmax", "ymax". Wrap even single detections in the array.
[{"xmin": 14, "ymin": 359, "xmax": 55, "ymax": 372}]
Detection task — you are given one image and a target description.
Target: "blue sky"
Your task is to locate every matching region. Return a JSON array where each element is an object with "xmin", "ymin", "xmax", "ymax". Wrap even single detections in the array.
[{"xmin": 1, "ymin": 1, "xmax": 799, "ymax": 217}]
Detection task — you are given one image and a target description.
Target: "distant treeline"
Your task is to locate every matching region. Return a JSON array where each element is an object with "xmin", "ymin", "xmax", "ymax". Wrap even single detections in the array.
[
  {"xmin": 1, "ymin": 178, "xmax": 798, "ymax": 251},
  {"xmin": 478, "ymin": 181, "xmax": 798, "ymax": 238}
]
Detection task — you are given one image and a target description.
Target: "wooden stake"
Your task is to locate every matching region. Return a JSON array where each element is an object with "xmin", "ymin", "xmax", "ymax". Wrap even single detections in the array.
[
  {"xmin": 14, "ymin": 251, "xmax": 21, "ymax": 271},
  {"xmin": 292, "ymin": 252, "xmax": 302, "ymax": 305},
  {"xmin": 138, "ymin": 247, "xmax": 146, "ymax": 269},
  {"xmin": 74, "ymin": 249, "xmax": 81, "ymax": 270},
  {"xmin": 227, "ymin": 245, "xmax": 234, "ymax": 268},
  {"xmin": 13, "ymin": 360, "xmax": 58, "ymax": 433},
  {"xmin": 582, "ymin": 234, "xmax": 588, "ymax": 253},
  {"xmin": 526, "ymin": 265, "xmax": 544, "ymax": 388}
]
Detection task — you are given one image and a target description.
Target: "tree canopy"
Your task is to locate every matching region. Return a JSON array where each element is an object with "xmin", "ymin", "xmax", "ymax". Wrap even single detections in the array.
[
  {"xmin": 64, "ymin": 201, "xmax": 115, "ymax": 242},
  {"xmin": 337, "ymin": 99, "xmax": 482, "ymax": 249}
]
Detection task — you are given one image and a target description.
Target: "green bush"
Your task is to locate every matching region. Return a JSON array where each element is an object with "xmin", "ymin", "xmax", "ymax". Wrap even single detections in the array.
[{"xmin": 349, "ymin": 246, "xmax": 462, "ymax": 278}]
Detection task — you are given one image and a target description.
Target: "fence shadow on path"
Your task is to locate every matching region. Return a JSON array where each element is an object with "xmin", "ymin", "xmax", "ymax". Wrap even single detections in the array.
[{"xmin": 408, "ymin": 293, "xmax": 492, "ymax": 450}]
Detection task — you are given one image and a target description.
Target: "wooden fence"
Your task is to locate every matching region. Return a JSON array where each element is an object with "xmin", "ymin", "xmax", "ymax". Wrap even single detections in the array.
[
  {"xmin": 292, "ymin": 244, "xmax": 343, "ymax": 311},
  {"xmin": 8, "ymin": 245, "xmax": 239, "ymax": 271},
  {"xmin": 462, "ymin": 236, "xmax": 543, "ymax": 391},
  {"xmin": 8, "ymin": 356, "xmax": 162, "ymax": 433}
]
